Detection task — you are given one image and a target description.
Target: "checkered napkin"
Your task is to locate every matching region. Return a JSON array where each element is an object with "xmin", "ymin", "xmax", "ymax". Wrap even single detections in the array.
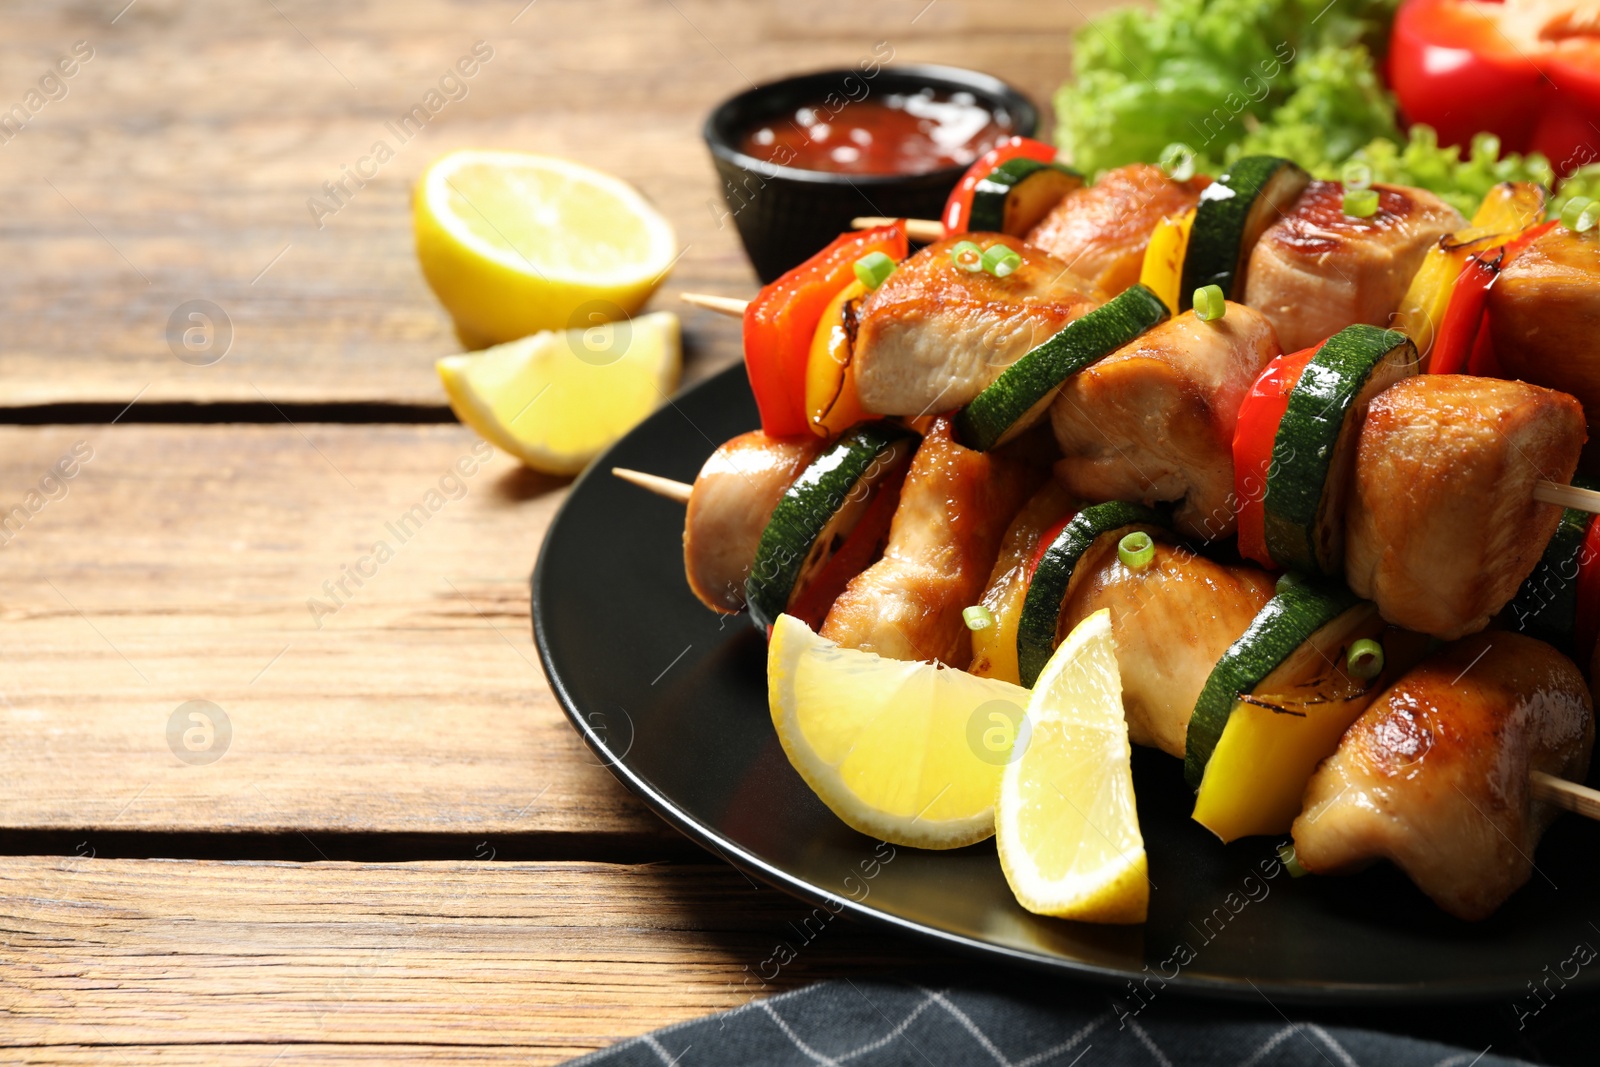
[{"xmin": 570, "ymin": 980, "xmax": 1527, "ymax": 1067}]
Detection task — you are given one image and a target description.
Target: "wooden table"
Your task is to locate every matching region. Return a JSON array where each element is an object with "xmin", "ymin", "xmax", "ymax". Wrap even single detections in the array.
[
  {"xmin": 12, "ymin": 4, "xmax": 1599, "ymax": 1064},
  {"xmin": 0, "ymin": 1, "xmax": 1102, "ymax": 1061}
]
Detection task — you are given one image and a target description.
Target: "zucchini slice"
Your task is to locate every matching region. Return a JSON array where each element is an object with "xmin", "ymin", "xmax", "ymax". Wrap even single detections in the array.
[
  {"xmin": 1179, "ymin": 155, "xmax": 1310, "ymax": 306},
  {"xmin": 1505, "ymin": 492, "xmax": 1595, "ymax": 652},
  {"xmin": 1191, "ymin": 596, "xmax": 1428, "ymax": 841},
  {"xmin": 968, "ymin": 158, "xmax": 1085, "ymax": 236},
  {"xmin": 1015, "ymin": 501, "xmax": 1167, "ymax": 687},
  {"xmin": 955, "ymin": 284, "xmax": 1169, "ymax": 452},
  {"xmin": 1261, "ymin": 325, "xmax": 1416, "ymax": 575},
  {"xmin": 744, "ymin": 421, "xmax": 917, "ymax": 631},
  {"xmin": 1183, "ymin": 578, "xmax": 1358, "ymax": 789}
]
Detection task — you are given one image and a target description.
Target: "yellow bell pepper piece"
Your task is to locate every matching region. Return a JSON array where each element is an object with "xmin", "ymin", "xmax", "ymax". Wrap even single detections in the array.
[
  {"xmin": 1395, "ymin": 181, "xmax": 1548, "ymax": 363},
  {"xmin": 803, "ymin": 279, "xmax": 869, "ymax": 437},
  {"xmin": 969, "ymin": 483, "xmax": 1077, "ymax": 685},
  {"xmin": 1191, "ymin": 611, "xmax": 1429, "ymax": 843},
  {"xmin": 1138, "ymin": 208, "xmax": 1195, "ymax": 316}
]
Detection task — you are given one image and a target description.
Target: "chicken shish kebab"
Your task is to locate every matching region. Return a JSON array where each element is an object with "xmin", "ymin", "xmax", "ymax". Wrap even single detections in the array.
[
  {"xmin": 610, "ymin": 150, "xmax": 1600, "ymax": 923},
  {"xmin": 1294, "ymin": 632, "xmax": 1594, "ymax": 922}
]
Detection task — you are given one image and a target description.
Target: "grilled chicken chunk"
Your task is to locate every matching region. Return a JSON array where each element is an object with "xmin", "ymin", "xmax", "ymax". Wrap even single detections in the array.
[
  {"xmin": 1049, "ymin": 303, "xmax": 1281, "ymax": 541},
  {"xmin": 1245, "ymin": 181, "xmax": 1464, "ymax": 351},
  {"xmin": 821, "ymin": 418, "xmax": 1044, "ymax": 666},
  {"xmin": 683, "ymin": 431, "xmax": 825, "ymax": 613},
  {"xmin": 852, "ymin": 236, "xmax": 1099, "ymax": 416},
  {"xmin": 1490, "ymin": 224, "xmax": 1600, "ymax": 466},
  {"xmin": 1344, "ymin": 375, "xmax": 1585, "ymax": 639},
  {"xmin": 1293, "ymin": 632, "xmax": 1594, "ymax": 922},
  {"xmin": 1025, "ymin": 163, "xmax": 1205, "ymax": 299},
  {"xmin": 1058, "ymin": 535, "xmax": 1275, "ymax": 757}
]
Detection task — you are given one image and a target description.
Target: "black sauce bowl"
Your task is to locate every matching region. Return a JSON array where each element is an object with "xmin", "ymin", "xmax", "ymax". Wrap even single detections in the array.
[{"xmin": 704, "ymin": 64, "xmax": 1038, "ymax": 283}]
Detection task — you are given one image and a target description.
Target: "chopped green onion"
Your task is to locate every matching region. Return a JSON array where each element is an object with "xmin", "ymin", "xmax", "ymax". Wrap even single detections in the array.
[
  {"xmin": 1561, "ymin": 196, "xmax": 1599, "ymax": 234},
  {"xmin": 1117, "ymin": 530, "xmax": 1155, "ymax": 570},
  {"xmin": 980, "ymin": 244, "xmax": 1023, "ymax": 278},
  {"xmin": 1340, "ymin": 161, "xmax": 1373, "ymax": 191},
  {"xmin": 950, "ymin": 240, "xmax": 984, "ymax": 272},
  {"xmin": 1275, "ymin": 572, "xmax": 1302, "ymax": 594},
  {"xmin": 1158, "ymin": 142, "xmax": 1195, "ymax": 183},
  {"xmin": 1347, "ymin": 638, "xmax": 1385, "ymax": 680},
  {"xmin": 853, "ymin": 251, "xmax": 895, "ymax": 290},
  {"xmin": 1343, "ymin": 188, "xmax": 1379, "ymax": 218},
  {"xmin": 1193, "ymin": 284, "xmax": 1226, "ymax": 322},
  {"xmin": 1277, "ymin": 843, "xmax": 1308, "ymax": 878},
  {"xmin": 963, "ymin": 604, "xmax": 995, "ymax": 631}
]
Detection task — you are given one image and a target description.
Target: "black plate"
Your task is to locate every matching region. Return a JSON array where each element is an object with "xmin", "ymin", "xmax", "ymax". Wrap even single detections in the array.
[{"xmin": 532, "ymin": 363, "xmax": 1600, "ymax": 1005}]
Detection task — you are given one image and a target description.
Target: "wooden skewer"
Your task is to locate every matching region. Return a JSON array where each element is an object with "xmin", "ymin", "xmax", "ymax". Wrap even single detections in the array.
[
  {"xmin": 851, "ymin": 216, "xmax": 946, "ymax": 243},
  {"xmin": 1532, "ymin": 771, "xmax": 1600, "ymax": 821},
  {"xmin": 679, "ymin": 292, "xmax": 750, "ymax": 317},
  {"xmin": 611, "ymin": 467, "xmax": 692, "ymax": 504},
  {"xmin": 1534, "ymin": 480, "xmax": 1600, "ymax": 515}
]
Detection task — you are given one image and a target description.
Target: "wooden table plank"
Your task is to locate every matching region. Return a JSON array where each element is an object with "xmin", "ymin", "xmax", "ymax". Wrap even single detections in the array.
[
  {"xmin": 0, "ymin": 856, "xmax": 951, "ymax": 1064},
  {"xmin": 0, "ymin": 0, "xmax": 1103, "ymax": 408},
  {"xmin": 0, "ymin": 423, "xmax": 674, "ymax": 841}
]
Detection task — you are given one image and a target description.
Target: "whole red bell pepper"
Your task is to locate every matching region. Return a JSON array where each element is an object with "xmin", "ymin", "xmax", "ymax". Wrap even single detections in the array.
[
  {"xmin": 742, "ymin": 223, "xmax": 907, "ymax": 438},
  {"xmin": 1390, "ymin": 0, "xmax": 1600, "ymax": 173},
  {"xmin": 940, "ymin": 136, "xmax": 1059, "ymax": 237}
]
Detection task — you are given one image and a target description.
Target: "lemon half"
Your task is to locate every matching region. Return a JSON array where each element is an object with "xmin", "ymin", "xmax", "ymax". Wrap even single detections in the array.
[
  {"xmin": 437, "ymin": 311, "xmax": 680, "ymax": 475},
  {"xmin": 997, "ymin": 609, "xmax": 1148, "ymax": 924},
  {"xmin": 415, "ymin": 150, "xmax": 678, "ymax": 348},
  {"xmin": 768, "ymin": 614, "xmax": 1032, "ymax": 848}
]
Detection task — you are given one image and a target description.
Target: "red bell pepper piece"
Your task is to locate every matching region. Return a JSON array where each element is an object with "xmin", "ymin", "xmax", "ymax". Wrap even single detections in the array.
[
  {"xmin": 781, "ymin": 458, "xmax": 909, "ymax": 629},
  {"xmin": 1433, "ymin": 219, "xmax": 1559, "ymax": 377},
  {"xmin": 1233, "ymin": 345, "xmax": 1320, "ymax": 568},
  {"xmin": 940, "ymin": 136, "xmax": 1058, "ymax": 237},
  {"xmin": 1390, "ymin": 0, "xmax": 1600, "ymax": 172},
  {"xmin": 1429, "ymin": 252, "xmax": 1500, "ymax": 376},
  {"xmin": 1573, "ymin": 516, "xmax": 1600, "ymax": 669},
  {"xmin": 1027, "ymin": 513, "xmax": 1078, "ymax": 581},
  {"xmin": 742, "ymin": 224, "xmax": 908, "ymax": 438}
]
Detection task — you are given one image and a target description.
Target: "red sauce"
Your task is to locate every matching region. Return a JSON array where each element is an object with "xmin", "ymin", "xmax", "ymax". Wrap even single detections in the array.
[{"xmin": 737, "ymin": 90, "xmax": 1015, "ymax": 176}]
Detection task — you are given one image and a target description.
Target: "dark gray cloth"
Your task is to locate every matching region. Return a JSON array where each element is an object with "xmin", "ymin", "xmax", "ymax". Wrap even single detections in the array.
[{"xmin": 569, "ymin": 979, "xmax": 1533, "ymax": 1066}]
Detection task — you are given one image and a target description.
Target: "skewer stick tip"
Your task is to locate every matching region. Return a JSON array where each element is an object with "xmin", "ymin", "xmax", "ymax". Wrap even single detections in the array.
[
  {"xmin": 1534, "ymin": 480, "xmax": 1600, "ymax": 515},
  {"xmin": 851, "ymin": 216, "xmax": 946, "ymax": 243},
  {"xmin": 612, "ymin": 467, "xmax": 693, "ymax": 504},
  {"xmin": 1532, "ymin": 771, "xmax": 1600, "ymax": 822},
  {"xmin": 679, "ymin": 292, "xmax": 749, "ymax": 318}
]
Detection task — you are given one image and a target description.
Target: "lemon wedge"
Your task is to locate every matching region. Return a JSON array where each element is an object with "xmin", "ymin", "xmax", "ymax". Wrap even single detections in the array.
[
  {"xmin": 415, "ymin": 150, "xmax": 678, "ymax": 348},
  {"xmin": 437, "ymin": 311, "xmax": 679, "ymax": 474},
  {"xmin": 767, "ymin": 613, "xmax": 1031, "ymax": 848},
  {"xmin": 997, "ymin": 609, "xmax": 1147, "ymax": 923}
]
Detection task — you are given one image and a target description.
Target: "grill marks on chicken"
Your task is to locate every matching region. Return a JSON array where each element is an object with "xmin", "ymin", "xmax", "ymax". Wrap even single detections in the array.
[
  {"xmin": 820, "ymin": 418, "xmax": 1045, "ymax": 666},
  {"xmin": 1293, "ymin": 632, "xmax": 1594, "ymax": 921},
  {"xmin": 1245, "ymin": 181, "xmax": 1464, "ymax": 352},
  {"xmin": 1344, "ymin": 375, "xmax": 1586, "ymax": 639},
  {"xmin": 1049, "ymin": 303, "xmax": 1281, "ymax": 541},
  {"xmin": 852, "ymin": 236, "xmax": 1099, "ymax": 417},
  {"xmin": 1025, "ymin": 163, "xmax": 1204, "ymax": 299},
  {"xmin": 1057, "ymin": 535, "xmax": 1275, "ymax": 758},
  {"xmin": 683, "ymin": 431, "xmax": 825, "ymax": 613}
]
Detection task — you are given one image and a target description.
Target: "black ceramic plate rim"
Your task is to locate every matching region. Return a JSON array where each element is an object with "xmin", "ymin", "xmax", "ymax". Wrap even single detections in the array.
[
  {"xmin": 702, "ymin": 63, "xmax": 1039, "ymax": 188},
  {"xmin": 531, "ymin": 364, "xmax": 1600, "ymax": 1006}
]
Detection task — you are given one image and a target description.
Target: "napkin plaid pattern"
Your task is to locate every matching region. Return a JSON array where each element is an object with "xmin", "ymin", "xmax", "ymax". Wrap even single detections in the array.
[{"xmin": 570, "ymin": 979, "xmax": 1528, "ymax": 1067}]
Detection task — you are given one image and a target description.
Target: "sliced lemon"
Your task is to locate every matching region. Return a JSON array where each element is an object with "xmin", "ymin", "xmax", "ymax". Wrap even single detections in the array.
[
  {"xmin": 767, "ymin": 613, "xmax": 1031, "ymax": 848},
  {"xmin": 997, "ymin": 609, "xmax": 1147, "ymax": 923},
  {"xmin": 415, "ymin": 150, "xmax": 678, "ymax": 348},
  {"xmin": 437, "ymin": 311, "xmax": 679, "ymax": 475}
]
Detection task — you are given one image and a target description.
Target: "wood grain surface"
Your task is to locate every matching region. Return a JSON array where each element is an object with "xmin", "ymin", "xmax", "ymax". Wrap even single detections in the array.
[
  {"xmin": 0, "ymin": 0, "xmax": 1099, "ymax": 1062},
  {"xmin": 0, "ymin": 0, "xmax": 1099, "ymax": 409},
  {"xmin": 0, "ymin": 856, "xmax": 953, "ymax": 1064},
  {"xmin": 0, "ymin": 423, "xmax": 676, "ymax": 841}
]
